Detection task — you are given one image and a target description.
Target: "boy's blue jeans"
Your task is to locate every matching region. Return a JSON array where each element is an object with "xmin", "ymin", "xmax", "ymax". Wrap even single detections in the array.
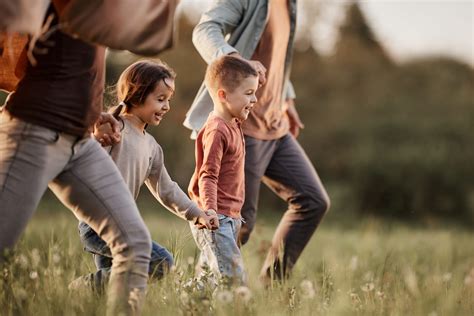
[
  {"xmin": 78, "ymin": 221, "xmax": 173, "ymax": 290},
  {"xmin": 190, "ymin": 214, "xmax": 245, "ymax": 286}
]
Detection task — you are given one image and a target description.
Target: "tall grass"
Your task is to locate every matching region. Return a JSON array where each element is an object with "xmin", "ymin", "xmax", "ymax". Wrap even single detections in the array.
[{"xmin": 1, "ymin": 201, "xmax": 473, "ymax": 316}]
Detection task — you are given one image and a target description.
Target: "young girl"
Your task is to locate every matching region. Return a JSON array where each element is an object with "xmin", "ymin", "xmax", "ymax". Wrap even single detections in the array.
[{"xmin": 72, "ymin": 60, "xmax": 219, "ymax": 291}]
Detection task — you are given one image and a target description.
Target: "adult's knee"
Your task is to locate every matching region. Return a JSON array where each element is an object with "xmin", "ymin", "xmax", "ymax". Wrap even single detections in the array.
[
  {"xmin": 317, "ymin": 194, "xmax": 331, "ymax": 215},
  {"xmin": 130, "ymin": 228, "xmax": 152, "ymax": 262},
  {"xmin": 112, "ymin": 226, "xmax": 152, "ymax": 268},
  {"xmin": 289, "ymin": 192, "xmax": 330, "ymax": 219}
]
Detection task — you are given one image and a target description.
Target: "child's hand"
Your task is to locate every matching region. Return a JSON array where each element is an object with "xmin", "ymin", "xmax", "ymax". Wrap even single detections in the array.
[
  {"xmin": 195, "ymin": 209, "xmax": 219, "ymax": 230},
  {"xmin": 94, "ymin": 113, "xmax": 121, "ymax": 146}
]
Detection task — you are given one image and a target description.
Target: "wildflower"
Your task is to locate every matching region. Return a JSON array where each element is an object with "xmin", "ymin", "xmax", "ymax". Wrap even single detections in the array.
[
  {"xmin": 30, "ymin": 248, "xmax": 41, "ymax": 268},
  {"xmin": 349, "ymin": 256, "xmax": 358, "ymax": 271},
  {"xmin": 15, "ymin": 254, "xmax": 29, "ymax": 269},
  {"xmin": 349, "ymin": 292, "xmax": 361, "ymax": 304},
  {"xmin": 187, "ymin": 256, "xmax": 195, "ymax": 266},
  {"xmin": 29, "ymin": 271, "xmax": 38, "ymax": 280},
  {"xmin": 234, "ymin": 286, "xmax": 252, "ymax": 303},
  {"xmin": 128, "ymin": 288, "xmax": 143, "ymax": 309},
  {"xmin": 360, "ymin": 282, "xmax": 375, "ymax": 292},
  {"xmin": 54, "ymin": 268, "xmax": 63, "ymax": 276},
  {"xmin": 464, "ymin": 275, "xmax": 472, "ymax": 286},
  {"xmin": 376, "ymin": 290, "xmax": 385, "ymax": 299},
  {"xmin": 180, "ymin": 292, "xmax": 190, "ymax": 305},
  {"xmin": 442, "ymin": 273, "xmax": 452, "ymax": 283},
  {"xmin": 363, "ymin": 271, "xmax": 374, "ymax": 282},
  {"xmin": 52, "ymin": 253, "xmax": 61, "ymax": 264},
  {"xmin": 403, "ymin": 267, "xmax": 419, "ymax": 296},
  {"xmin": 216, "ymin": 290, "xmax": 233, "ymax": 304},
  {"xmin": 464, "ymin": 267, "xmax": 474, "ymax": 287},
  {"xmin": 300, "ymin": 280, "xmax": 316, "ymax": 299}
]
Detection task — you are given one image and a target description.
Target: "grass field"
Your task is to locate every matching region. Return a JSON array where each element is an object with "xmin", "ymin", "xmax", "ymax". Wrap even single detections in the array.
[{"xmin": 1, "ymin": 196, "xmax": 473, "ymax": 316}]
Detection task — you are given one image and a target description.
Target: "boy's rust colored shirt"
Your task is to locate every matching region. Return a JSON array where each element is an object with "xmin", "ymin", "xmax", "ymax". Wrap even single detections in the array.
[{"xmin": 189, "ymin": 113, "xmax": 245, "ymax": 219}]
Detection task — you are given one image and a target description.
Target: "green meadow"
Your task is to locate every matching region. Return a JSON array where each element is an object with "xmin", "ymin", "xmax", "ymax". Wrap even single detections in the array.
[{"xmin": 1, "ymin": 195, "xmax": 472, "ymax": 316}]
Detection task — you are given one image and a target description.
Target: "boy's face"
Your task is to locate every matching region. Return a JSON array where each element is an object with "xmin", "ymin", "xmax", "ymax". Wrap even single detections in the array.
[{"xmin": 220, "ymin": 75, "xmax": 258, "ymax": 121}]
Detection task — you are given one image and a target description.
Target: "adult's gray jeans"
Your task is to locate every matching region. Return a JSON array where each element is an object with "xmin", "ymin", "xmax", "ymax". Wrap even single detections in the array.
[
  {"xmin": 0, "ymin": 110, "xmax": 151, "ymax": 315},
  {"xmin": 239, "ymin": 134, "xmax": 330, "ymax": 280}
]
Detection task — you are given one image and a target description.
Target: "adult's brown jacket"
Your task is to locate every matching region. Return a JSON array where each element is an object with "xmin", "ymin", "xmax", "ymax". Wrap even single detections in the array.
[{"xmin": 0, "ymin": 0, "xmax": 178, "ymax": 91}]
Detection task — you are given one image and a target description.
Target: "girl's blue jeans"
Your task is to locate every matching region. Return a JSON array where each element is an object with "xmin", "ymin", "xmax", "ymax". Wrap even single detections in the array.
[{"xmin": 78, "ymin": 221, "xmax": 173, "ymax": 290}]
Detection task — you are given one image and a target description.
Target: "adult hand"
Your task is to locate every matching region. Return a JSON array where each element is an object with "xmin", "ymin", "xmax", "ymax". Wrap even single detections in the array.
[
  {"xmin": 195, "ymin": 209, "xmax": 219, "ymax": 230},
  {"xmin": 94, "ymin": 112, "xmax": 121, "ymax": 146},
  {"xmin": 285, "ymin": 99, "xmax": 304, "ymax": 138},
  {"xmin": 229, "ymin": 52, "xmax": 267, "ymax": 86}
]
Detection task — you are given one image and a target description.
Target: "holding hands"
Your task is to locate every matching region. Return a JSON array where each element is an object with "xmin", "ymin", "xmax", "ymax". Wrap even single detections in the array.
[
  {"xmin": 93, "ymin": 112, "xmax": 121, "ymax": 146},
  {"xmin": 195, "ymin": 209, "xmax": 219, "ymax": 230}
]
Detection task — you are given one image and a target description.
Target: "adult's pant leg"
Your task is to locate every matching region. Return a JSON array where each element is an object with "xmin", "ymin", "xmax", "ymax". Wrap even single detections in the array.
[
  {"xmin": 238, "ymin": 136, "xmax": 275, "ymax": 246},
  {"xmin": 261, "ymin": 134, "xmax": 330, "ymax": 279},
  {"xmin": 49, "ymin": 138, "xmax": 151, "ymax": 316},
  {"xmin": 0, "ymin": 113, "xmax": 68, "ymax": 254}
]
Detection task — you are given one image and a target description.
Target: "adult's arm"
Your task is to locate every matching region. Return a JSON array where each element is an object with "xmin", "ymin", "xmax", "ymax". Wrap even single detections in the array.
[{"xmin": 192, "ymin": 0, "xmax": 246, "ymax": 64}]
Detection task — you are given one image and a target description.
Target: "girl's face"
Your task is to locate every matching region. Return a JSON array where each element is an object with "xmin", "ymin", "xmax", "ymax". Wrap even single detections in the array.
[{"xmin": 130, "ymin": 78, "xmax": 175, "ymax": 126}]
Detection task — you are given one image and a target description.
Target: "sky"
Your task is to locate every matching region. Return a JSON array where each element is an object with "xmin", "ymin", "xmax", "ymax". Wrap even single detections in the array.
[{"xmin": 178, "ymin": 0, "xmax": 474, "ymax": 66}]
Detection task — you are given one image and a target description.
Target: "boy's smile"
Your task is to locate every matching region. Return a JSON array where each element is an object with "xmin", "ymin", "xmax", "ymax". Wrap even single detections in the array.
[{"xmin": 220, "ymin": 75, "xmax": 259, "ymax": 121}]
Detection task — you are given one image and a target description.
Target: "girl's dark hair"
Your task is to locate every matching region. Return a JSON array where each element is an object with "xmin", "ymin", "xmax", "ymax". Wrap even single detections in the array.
[{"xmin": 111, "ymin": 59, "xmax": 176, "ymax": 118}]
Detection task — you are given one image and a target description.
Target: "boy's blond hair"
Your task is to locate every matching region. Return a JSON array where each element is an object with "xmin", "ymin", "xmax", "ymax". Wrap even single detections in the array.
[{"xmin": 205, "ymin": 55, "xmax": 258, "ymax": 96}]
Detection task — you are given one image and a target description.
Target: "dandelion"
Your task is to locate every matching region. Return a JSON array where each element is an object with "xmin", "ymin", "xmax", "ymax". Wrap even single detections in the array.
[
  {"xmin": 464, "ymin": 267, "xmax": 474, "ymax": 287},
  {"xmin": 349, "ymin": 292, "xmax": 361, "ymax": 304},
  {"xmin": 234, "ymin": 286, "xmax": 252, "ymax": 303},
  {"xmin": 29, "ymin": 271, "xmax": 38, "ymax": 280},
  {"xmin": 442, "ymin": 273, "xmax": 452, "ymax": 283},
  {"xmin": 360, "ymin": 282, "xmax": 375, "ymax": 292},
  {"xmin": 52, "ymin": 253, "xmax": 61, "ymax": 264},
  {"xmin": 403, "ymin": 267, "xmax": 419, "ymax": 296},
  {"xmin": 128, "ymin": 288, "xmax": 142, "ymax": 309},
  {"xmin": 363, "ymin": 271, "xmax": 374, "ymax": 282},
  {"xmin": 349, "ymin": 256, "xmax": 358, "ymax": 271},
  {"xmin": 186, "ymin": 256, "xmax": 195, "ymax": 266},
  {"xmin": 216, "ymin": 290, "xmax": 233, "ymax": 304},
  {"xmin": 464, "ymin": 275, "xmax": 472, "ymax": 286},
  {"xmin": 30, "ymin": 248, "xmax": 41, "ymax": 268},
  {"xmin": 376, "ymin": 290, "xmax": 385, "ymax": 300},
  {"xmin": 16, "ymin": 254, "xmax": 29, "ymax": 269},
  {"xmin": 180, "ymin": 292, "xmax": 190, "ymax": 305},
  {"xmin": 54, "ymin": 268, "xmax": 63, "ymax": 276},
  {"xmin": 299, "ymin": 280, "xmax": 316, "ymax": 299}
]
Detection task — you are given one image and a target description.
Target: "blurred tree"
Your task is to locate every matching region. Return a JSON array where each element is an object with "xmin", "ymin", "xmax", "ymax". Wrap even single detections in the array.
[
  {"xmin": 102, "ymin": 10, "xmax": 474, "ymax": 225},
  {"xmin": 332, "ymin": 0, "xmax": 392, "ymax": 67}
]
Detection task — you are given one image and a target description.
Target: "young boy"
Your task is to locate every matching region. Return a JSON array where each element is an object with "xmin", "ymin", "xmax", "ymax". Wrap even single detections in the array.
[{"xmin": 188, "ymin": 55, "xmax": 259, "ymax": 285}]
